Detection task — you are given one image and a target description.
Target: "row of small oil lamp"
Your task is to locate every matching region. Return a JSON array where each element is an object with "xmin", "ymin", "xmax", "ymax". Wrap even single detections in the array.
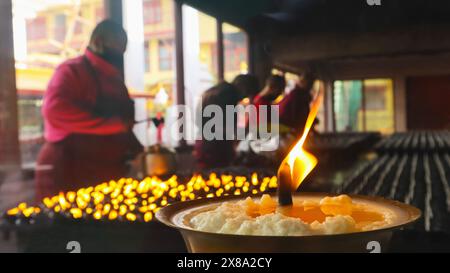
[
  {"xmin": 376, "ymin": 131, "xmax": 450, "ymax": 152},
  {"xmin": 5, "ymin": 173, "xmax": 277, "ymax": 224}
]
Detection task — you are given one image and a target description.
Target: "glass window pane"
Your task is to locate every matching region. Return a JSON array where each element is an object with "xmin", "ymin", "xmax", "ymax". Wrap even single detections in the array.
[
  {"xmin": 363, "ymin": 79, "xmax": 395, "ymax": 134},
  {"xmin": 143, "ymin": 0, "xmax": 162, "ymax": 24},
  {"xmin": 138, "ymin": 0, "xmax": 176, "ymax": 147},
  {"xmin": 158, "ymin": 39, "xmax": 173, "ymax": 71},
  {"xmin": 333, "ymin": 80, "xmax": 363, "ymax": 132},
  {"xmin": 53, "ymin": 13, "xmax": 67, "ymax": 42},
  {"xmin": 223, "ymin": 23, "xmax": 248, "ymax": 82},
  {"xmin": 333, "ymin": 79, "xmax": 395, "ymax": 133},
  {"xmin": 182, "ymin": 5, "xmax": 218, "ymax": 144},
  {"xmin": 313, "ymin": 80, "xmax": 326, "ymax": 133},
  {"xmin": 13, "ymin": 0, "xmax": 106, "ymax": 165}
]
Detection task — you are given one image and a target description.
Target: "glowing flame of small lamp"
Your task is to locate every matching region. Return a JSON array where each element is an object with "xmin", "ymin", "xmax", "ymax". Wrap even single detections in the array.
[{"xmin": 6, "ymin": 173, "xmax": 279, "ymax": 222}]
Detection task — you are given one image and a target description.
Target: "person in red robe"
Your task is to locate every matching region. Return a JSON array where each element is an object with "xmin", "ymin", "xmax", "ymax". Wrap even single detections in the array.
[
  {"xmin": 231, "ymin": 74, "xmax": 260, "ymax": 130},
  {"xmin": 279, "ymin": 71, "xmax": 316, "ymax": 133},
  {"xmin": 35, "ymin": 20, "xmax": 142, "ymax": 200},
  {"xmin": 253, "ymin": 74, "xmax": 286, "ymax": 127}
]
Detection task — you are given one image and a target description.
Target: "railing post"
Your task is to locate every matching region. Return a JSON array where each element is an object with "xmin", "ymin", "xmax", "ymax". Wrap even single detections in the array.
[{"xmin": 174, "ymin": 0, "xmax": 187, "ymax": 147}]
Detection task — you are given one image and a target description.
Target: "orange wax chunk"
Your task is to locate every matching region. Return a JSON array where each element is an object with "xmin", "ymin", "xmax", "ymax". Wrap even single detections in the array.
[
  {"xmin": 259, "ymin": 194, "xmax": 277, "ymax": 214},
  {"xmin": 245, "ymin": 197, "xmax": 261, "ymax": 217},
  {"xmin": 244, "ymin": 195, "xmax": 277, "ymax": 217},
  {"xmin": 319, "ymin": 195, "xmax": 353, "ymax": 216}
]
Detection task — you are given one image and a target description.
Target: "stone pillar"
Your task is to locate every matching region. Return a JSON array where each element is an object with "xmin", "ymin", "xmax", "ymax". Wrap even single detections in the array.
[
  {"xmin": 248, "ymin": 34, "xmax": 273, "ymax": 88},
  {"xmin": 0, "ymin": 0, "xmax": 20, "ymax": 168},
  {"xmin": 394, "ymin": 76, "xmax": 407, "ymax": 132}
]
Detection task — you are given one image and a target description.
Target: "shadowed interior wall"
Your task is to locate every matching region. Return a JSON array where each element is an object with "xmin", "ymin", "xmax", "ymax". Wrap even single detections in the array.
[{"xmin": 406, "ymin": 75, "xmax": 450, "ymax": 130}]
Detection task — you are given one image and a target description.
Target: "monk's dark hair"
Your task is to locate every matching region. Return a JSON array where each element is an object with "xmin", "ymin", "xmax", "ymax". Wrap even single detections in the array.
[
  {"xmin": 89, "ymin": 19, "xmax": 127, "ymax": 44},
  {"xmin": 301, "ymin": 70, "xmax": 317, "ymax": 84},
  {"xmin": 201, "ymin": 82, "xmax": 241, "ymax": 108},
  {"xmin": 266, "ymin": 74, "xmax": 286, "ymax": 90},
  {"xmin": 232, "ymin": 74, "xmax": 260, "ymax": 100}
]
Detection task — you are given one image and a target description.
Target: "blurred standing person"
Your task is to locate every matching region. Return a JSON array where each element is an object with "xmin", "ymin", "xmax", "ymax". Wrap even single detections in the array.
[
  {"xmin": 253, "ymin": 74, "xmax": 286, "ymax": 108},
  {"xmin": 232, "ymin": 74, "xmax": 260, "ymax": 102},
  {"xmin": 232, "ymin": 74, "xmax": 260, "ymax": 129},
  {"xmin": 35, "ymin": 20, "xmax": 142, "ymax": 200},
  {"xmin": 194, "ymin": 82, "xmax": 241, "ymax": 169},
  {"xmin": 253, "ymin": 74, "xmax": 286, "ymax": 127},
  {"xmin": 279, "ymin": 71, "xmax": 316, "ymax": 133}
]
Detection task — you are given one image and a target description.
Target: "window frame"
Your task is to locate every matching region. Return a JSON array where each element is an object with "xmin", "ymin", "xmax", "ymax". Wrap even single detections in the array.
[
  {"xmin": 158, "ymin": 39, "xmax": 173, "ymax": 71},
  {"xmin": 144, "ymin": 40, "xmax": 151, "ymax": 73},
  {"xmin": 143, "ymin": 0, "xmax": 162, "ymax": 25}
]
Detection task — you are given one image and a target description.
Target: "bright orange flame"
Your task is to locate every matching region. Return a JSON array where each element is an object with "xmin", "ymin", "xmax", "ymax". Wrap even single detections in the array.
[{"xmin": 278, "ymin": 89, "xmax": 323, "ymax": 191}]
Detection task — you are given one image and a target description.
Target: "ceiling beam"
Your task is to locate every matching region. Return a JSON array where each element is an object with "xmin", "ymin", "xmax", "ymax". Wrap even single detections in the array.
[{"xmin": 272, "ymin": 24, "xmax": 450, "ymax": 64}]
